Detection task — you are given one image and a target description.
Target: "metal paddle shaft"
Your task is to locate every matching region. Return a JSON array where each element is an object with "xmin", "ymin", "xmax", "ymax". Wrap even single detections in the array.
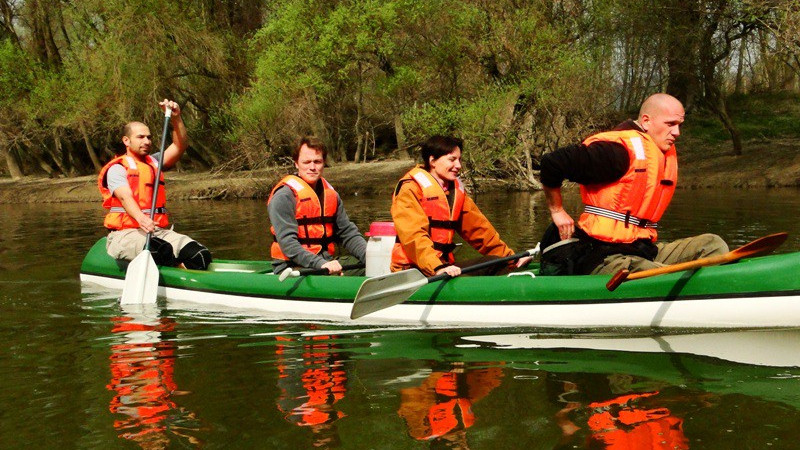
[
  {"xmin": 120, "ymin": 108, "xmax": 172, "ymax": 305},
  {"xmin": 350, "ymin": 245, "xmax": 540, "ymax": 319},
  {"xmin": 278, "ymin": 263, "xmax": 365, "ymax": 281},
  {"xmin": 605, "ymin": 232, "xmax": 788, "ymax": 291}
]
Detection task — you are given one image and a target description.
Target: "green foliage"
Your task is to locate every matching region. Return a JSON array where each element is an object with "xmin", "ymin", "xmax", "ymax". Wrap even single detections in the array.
[
  {"xmin": 686, "ymin": 92, "xmax": 800, "ymax": 143},
  {"xmin": 0, "ymin": 40, "xmax": 37, "ymax": 108},
  {"xmin": 2, "ymin": 0, "xmax": 800, "ymax": 180}
]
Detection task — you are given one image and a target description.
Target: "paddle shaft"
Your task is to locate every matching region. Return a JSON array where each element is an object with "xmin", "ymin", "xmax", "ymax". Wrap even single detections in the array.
[
  {"xmin": 426, "ymin": 249, "xmax": 534, "ymax": 284},
  {"xmin": 144, "ymin": 108, "xmax": 172, "ymax": 251},
  {"xmin": 606, "ymin": 232, "xmax": 788, "ymax": 291},
  {"xmin": 349, "ymin": 246, "xmax": 539, "ymax": 319},
  {"xmin": 295, "ymin": 263, "xmax": 364, "ymax": 276}
]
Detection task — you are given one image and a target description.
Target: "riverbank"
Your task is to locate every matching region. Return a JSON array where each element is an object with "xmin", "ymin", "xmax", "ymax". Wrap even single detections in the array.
[
  {"xmin": 0, "ymin": 159, "xmax": 416, "ymax": 204},
  {"xmin": 1, "ymin": 137, "xmax": 799, "ymax": 204}
]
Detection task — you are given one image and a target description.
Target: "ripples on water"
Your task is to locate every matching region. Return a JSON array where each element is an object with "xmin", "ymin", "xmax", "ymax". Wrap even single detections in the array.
[{"xmin": 2, "ymin": 190, "xmax": 800, "ymax": 448}]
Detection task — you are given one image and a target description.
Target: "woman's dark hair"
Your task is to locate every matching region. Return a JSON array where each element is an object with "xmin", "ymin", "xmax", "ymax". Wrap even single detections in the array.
[
  {"xmin": 420, "ymin": 136, "xmax": 463, "ymax": 170},
  {"xmin": 292, "ymin": 136, "xmax": 327, "ymax": 162}
]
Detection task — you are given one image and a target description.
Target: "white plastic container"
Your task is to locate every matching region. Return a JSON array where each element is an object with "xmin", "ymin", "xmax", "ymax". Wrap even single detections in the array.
[{"xmin": 365, "ymin": 221, "xmax": 396, "ymax": 277}]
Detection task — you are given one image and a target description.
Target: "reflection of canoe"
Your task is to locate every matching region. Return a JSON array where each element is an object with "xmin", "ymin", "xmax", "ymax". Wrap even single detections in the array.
[
  {"xmin": 251, "ymin": 328, "xmax": 800, "ymax": 409},
  {"xmin": 459, "ymin": 329, "xmax": 800, "ymax": 367},
  {"xmin": 80, "ymin": 237, "xmax": 800, "ymax": 328}
]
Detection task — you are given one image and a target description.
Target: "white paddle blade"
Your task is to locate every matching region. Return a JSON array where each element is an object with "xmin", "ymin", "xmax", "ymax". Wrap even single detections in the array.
[
  {"xmin": 350, "ymin": 269, "xmax": 427, "ymax": 319},
  {"xmin": 120, "ymin": 251, "xmax": 160, "ymax": 304}
]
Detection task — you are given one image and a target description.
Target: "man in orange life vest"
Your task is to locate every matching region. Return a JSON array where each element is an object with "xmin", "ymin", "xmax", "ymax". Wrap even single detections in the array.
[
  {"xmin": 267, "ymin": 136, "xmax": 366, "ymax": 275},
  {"xmin": 98, "ymin": 99, "xmax": 211, "ymax": 270},
  {"xmin": 539, "ymin": 93, "xmax": 728, "ymax": 275}
]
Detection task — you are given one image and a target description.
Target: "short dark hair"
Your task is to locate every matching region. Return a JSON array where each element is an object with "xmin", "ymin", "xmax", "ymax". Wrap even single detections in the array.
[
  {"xmin": 122, "ymin": 121, "xmax": 147, "ymax": 139},
  {"xmin": 118, "ymin": 121, "xmax": 146, "ymax": 154},
  {"xmin": 292, "ymin": 136, "xmax": 327, "ymax": 162},
  {"xmin": 420, "ymin": 136, "xmax": 463, "ymax": 170}
]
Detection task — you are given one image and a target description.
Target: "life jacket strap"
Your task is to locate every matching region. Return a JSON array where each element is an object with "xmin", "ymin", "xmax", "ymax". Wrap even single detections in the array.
[
  {"xmin": 109, "ymin": 207, "xmax": 167, "ymax": 214},
  {"xmin": 584, "ymin": 205, "xmax": 658, "ymax": 229},
  {"xmin": 271, "ymin": 233, "xmax": 339, "ymax": 247},
  {"xmin": 296, "ymin": 216, "xmax": 336, "ymax": 226}
]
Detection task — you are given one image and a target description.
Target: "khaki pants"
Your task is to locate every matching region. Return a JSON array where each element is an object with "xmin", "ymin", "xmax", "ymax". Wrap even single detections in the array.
[
  {"xmin": 106, "ymin": 228, "xmax": 196, "ymax": 261},
  {"xmin": 590, "ymin": 233, "xmax": 729, "ymax": 275}
]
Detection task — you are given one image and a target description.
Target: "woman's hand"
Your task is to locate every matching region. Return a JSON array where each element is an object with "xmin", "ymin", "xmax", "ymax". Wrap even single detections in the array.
[
  {"xmin": 435, "ymin": 265, "xmax": 462, "ymax": 277},
  {"xmin": 515, "ymin": 256, "xmax": 533, "ymax": 268}
]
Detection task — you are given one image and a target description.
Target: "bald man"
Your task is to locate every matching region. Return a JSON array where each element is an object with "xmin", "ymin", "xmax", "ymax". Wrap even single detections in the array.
[{"xmin": 538, "ymin": 93, "xmax": 728, "ymax": 275}]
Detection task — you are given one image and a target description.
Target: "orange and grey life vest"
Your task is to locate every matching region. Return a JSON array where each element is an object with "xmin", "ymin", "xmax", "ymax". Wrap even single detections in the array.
[
  {"xmin": 268, "ymin": 175, "xmax": 339, "ymax": 260},
  {"xmin": 98, "ymin": 154, "xmax": 168, "ymax": 230},
  {"xmin": 578, "ymin": 129, "xmax": 677, "ymax": 243},
  {"xmin": 420, "ymin": 373, "xmax": 475, "ymax": 440},
  {"xmin": 587, "ymin": 392, "xmax": 688, "ymax": 449},
  {"xmin": 391, "ymin": 167, "xmax": 466, "ymax": 267}
]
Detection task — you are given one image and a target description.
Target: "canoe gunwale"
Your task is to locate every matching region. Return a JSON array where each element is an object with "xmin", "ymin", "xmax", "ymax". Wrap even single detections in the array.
[{"xmin": 80, "ymin": 237, "xmax": 800, "ymax": 328}]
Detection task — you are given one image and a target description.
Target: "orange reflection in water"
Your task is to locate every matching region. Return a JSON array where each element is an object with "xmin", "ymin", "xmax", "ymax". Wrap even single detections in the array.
[
  {"xmin": 398, "ymin": 362, "xmax": 504, "ymax": 447},
  {"xmin": 275, "ymin": 334, "xmax": 347, "ymax": 448},
  {"xmin": 586, "ymin": 391, "xmax": 689, "ymax": 449},
  {"xmin": 554, "ymin": 376, "xmax": 691, "ymax": 450},
  {"xmin": 106, "ymin": 309, "xmax": 200, "ymax": 448}
]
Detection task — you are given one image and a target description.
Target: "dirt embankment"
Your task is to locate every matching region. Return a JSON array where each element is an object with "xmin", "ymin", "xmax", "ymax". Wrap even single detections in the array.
[
  {"xmin": 0, "ymin": 159, "xmax": 417, "ymax": 204},
  {"xmin": 2, "ymin": 139, "xmax": 800, "ymax": 204}
]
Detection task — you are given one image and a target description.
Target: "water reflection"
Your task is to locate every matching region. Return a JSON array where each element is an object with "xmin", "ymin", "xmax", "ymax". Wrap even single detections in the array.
[
  {"xmin": 107, "ymin": 305, "xmax": 201, "ymax": 448},
  {"xmin": 397, "ymin": 362, "xmax": 504, "ymax": 448},
  {"xmin": 551, "ymin": 375, "xmax": 690, "ymax": 449},
  {"xmin": 275, "ymin": 332, "xmax": 347, "ymax": 448}
]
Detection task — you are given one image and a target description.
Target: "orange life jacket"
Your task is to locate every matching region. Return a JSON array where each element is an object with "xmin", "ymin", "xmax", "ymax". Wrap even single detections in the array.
[
  {"xmin": 421, "ymin": 373, "xmax": 475, "ymax": 440},
  {"xmin": 275, "ymin": 335, "xmax": 347, "ymax": 427},
  {"xmin": 268, "ymin": 175, "xmax": 339, "ymax": 260},
  {"xmin": 391, "ymin": 167, "xmax": 466, "ymax": 267},
  {"xmin": 578, "ymin": 129, "xmax": 677, "ymax": 243},
  {"xmin": 107, "ymin": 316, "xmax": 178, "ymax": 442},
  {"xmin": 98, "ymin": 155, "xmax": 169, "ymax": 230},
  {"xmin": 587, "ymin": 392, "xmax": 688, "ymax": 449}
]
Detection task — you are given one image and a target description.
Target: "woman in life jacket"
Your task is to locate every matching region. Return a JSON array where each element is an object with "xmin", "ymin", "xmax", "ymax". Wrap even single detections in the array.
[
  {"xmin": 391, "ymin": 136, "xmax": 532, "ymax": 277},
  {"xmin": 397, "ymin": 362, "xmax": 504, "ymax": 444}
]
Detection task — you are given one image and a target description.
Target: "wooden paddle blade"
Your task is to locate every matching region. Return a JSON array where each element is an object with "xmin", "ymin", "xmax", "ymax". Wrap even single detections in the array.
[
  {"xmin": 120, "ymin": 251, "xmax": 160, "ymax": 304},
  {"xmin": 350, "ymin": 269, "xmax": 427, "ymax": 319},
  {"xmin": 730, "ymin": 232, "xmax": 788, "ymax": 258},
  {"xmin": 605, "ymin": 269, "xmax": 630, "ymax": 291},
  {"xmin": 606, "ymin": 232, "xmax": 789, "ymax": 291}
]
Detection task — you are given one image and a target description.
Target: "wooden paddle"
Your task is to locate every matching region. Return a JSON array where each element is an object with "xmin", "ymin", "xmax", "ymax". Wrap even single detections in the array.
[
  {"xmin": 605, "ymin": 232, "xmax": 788, "ymax": 291},
  {"xmin": 350, "ymin": 245, "xmax": 540, "ymax": 319},
  {"xmin": 278, "ymin": 263, "xmax": 365, "ymax": 281},
  {"xmin": 120, "ymin": 108, "xmax": 172, "ymax": 305}
]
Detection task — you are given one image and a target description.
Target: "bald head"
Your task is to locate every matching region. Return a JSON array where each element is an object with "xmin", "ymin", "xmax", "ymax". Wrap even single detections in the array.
[
  {"xmin": 638, "ymin": 93, "xmax": 683, "ymax": 121},
  {"xmin": 637, "ymin": 93, "xmax": 685, "ymax": 152}
]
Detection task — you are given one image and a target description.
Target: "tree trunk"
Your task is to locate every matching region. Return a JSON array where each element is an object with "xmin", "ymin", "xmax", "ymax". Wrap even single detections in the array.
[
  {"xmin": 664, "ymin": 0, "xmax": 701, "ymax": 109},
  {"xmin": 28, "ymin": 0, "xmax": 62, "ymax": 67},
  {"xmin": 735, "ymin": 34, "xmax": 746, "ymax": 94},
  {"xmin": 711, "ymin": 95, "xmax": 743, "ymax": 156},
  {"xmin": 52, "ymin": 128, "xmax": 76, "ymax": 176},
  {"xmin": 79, "ymin": 122, "xmax": 102, "ymax": 171},
  {"xmin": 353, "ymin": 133, "xmax": 362, "ymax": 164},
  {"xmin": 1, "ymin": 145, "xmax": 23, "ymax": 178},
  {"xmin": 394, "ymin": 114, "xmax": 409, "ymax": 158}
]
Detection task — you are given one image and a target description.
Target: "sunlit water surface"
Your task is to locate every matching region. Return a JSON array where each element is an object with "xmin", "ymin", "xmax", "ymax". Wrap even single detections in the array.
[{"xmin": 2, "ymin": 187, "xmax": 800, "ymax": 448}]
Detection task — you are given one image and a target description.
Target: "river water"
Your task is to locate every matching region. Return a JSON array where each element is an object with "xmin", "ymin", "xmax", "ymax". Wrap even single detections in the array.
[{"xmin": 2, "ymin": 187, "xmax": 800, "ymax": 449}]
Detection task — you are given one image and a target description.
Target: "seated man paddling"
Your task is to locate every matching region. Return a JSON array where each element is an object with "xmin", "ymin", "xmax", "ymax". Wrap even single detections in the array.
[
  {"xmin": 98, "ymin": 99, "xmax": 212, "ymax": 270},
  {"xmin": 267, "ymin": 136, "xmax": 366, "ymax": 275},
  {"xmin": 539, "ymin": 93, "xmax": 728, "ymax": 275}
]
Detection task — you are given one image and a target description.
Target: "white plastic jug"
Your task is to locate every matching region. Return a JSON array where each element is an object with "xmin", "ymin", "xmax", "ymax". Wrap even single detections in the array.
[{"xmin": 365, "ymin": 221, "xmax": 396, "ymax": 277}]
